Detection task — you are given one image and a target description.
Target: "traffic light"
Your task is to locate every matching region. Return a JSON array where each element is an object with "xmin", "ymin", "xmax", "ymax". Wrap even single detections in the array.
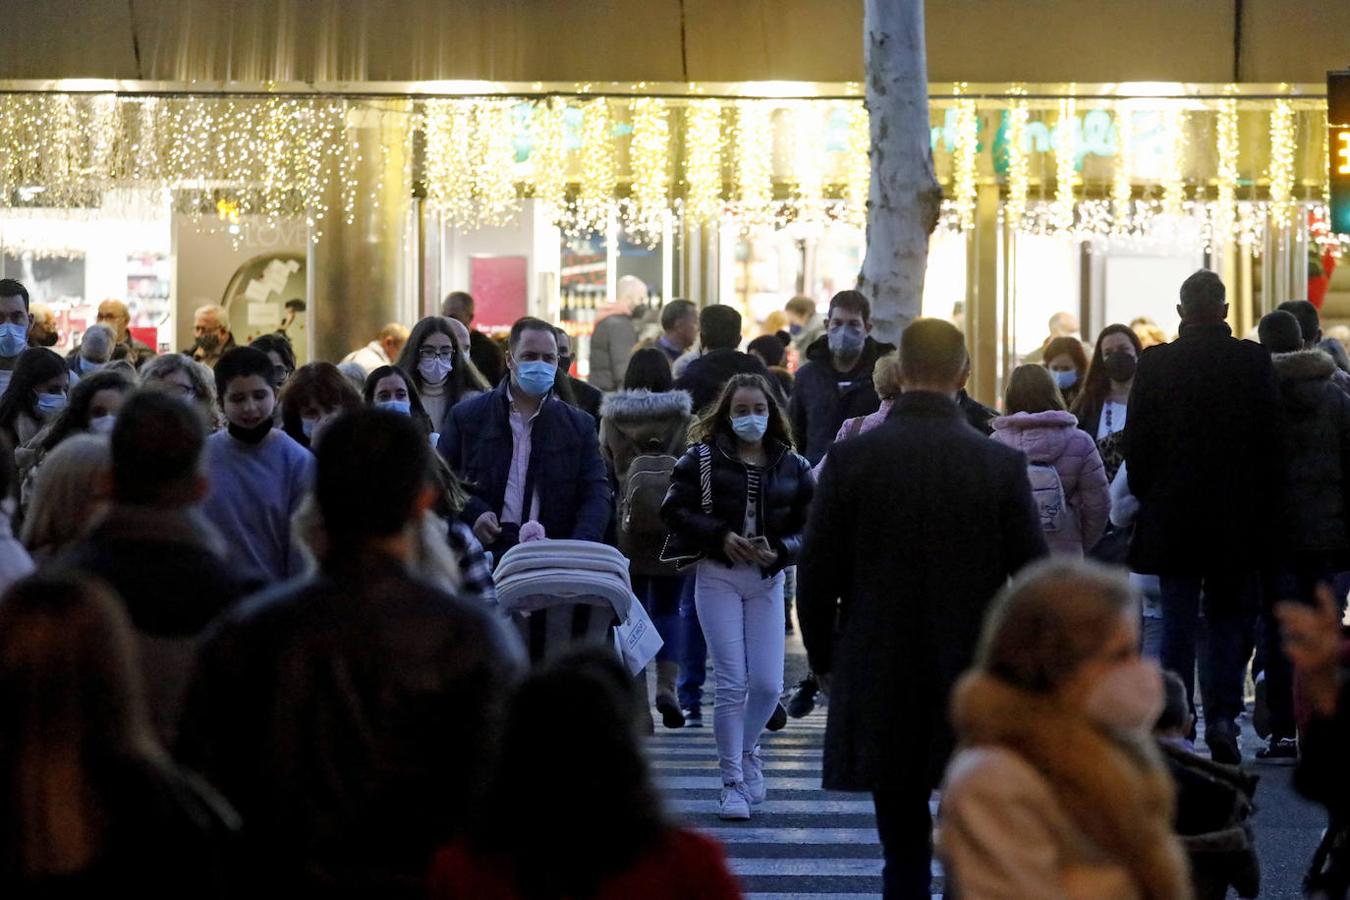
[{"xmin": 1331, "ymin": 70, "xmax": 1350, "ymax": 234}]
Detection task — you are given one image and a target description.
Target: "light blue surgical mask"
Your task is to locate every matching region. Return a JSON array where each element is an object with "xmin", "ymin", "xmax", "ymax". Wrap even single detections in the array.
[
  {"xmin": 731, "ymin": 413, "xmax": 769, "ymax": 442},
  {"xmin": 301, "ymin": 417, "xmax": 319, "ymax": 439},
  {"xmin": 0, "ymin": 322, "xmax": 27, "ymax": 358},
  {"xmin": 1051, "ymin": 370, "xmax": 1079, "ymax": 390},
  {"xmin": 375, "ymin": 399, "xmax": 411, "ymax": 416},
  {"xmin": 513, "ymin": 360, "xmax": 557, "ymax": 398},
  {"xmin": 35, "ymin": 392, "xmax": 68, "ymax": 419},
  {"xmin": 80, "ymin": 358, "xmax": 106, "ymax": 374}
]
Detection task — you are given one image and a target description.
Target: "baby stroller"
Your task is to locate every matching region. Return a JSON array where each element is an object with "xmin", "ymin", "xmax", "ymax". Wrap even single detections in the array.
[{"xmin": 494, "ymin": 540, "xmax": 662, "ymax": 673}]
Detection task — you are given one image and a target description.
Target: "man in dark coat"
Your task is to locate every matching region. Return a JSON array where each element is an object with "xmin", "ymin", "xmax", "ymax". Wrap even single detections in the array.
[
  {"xmin": 439, "ymin": 317, "xmax": 612, "ymax": 557},
  {"xmin": 55, "ymin": 391, "xmax": 243, "ymax": 746},
  {"xmin": 1125, "ymin": 269, "xmax": 1282, "ymax": 764},
  {"xmin": 176, "ymin": 410, "xmax": 524, "ymax": 898},
  {"xmin": 799, "ymin": 319, "xmax": 1048, "ymax": 899},
  {"xmin": 788, "ymin": 290, "xmax": 895, "ymax": 465},
  {"xmin": 675, "ymin": 304, "xmax": 779, "ymax": 414},
  {"xmin": 443, "ymin": 290, "xmax": 507, "ymax": 386}
]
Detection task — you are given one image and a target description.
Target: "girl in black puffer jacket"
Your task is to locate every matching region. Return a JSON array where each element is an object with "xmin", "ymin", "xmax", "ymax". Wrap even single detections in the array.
[{"xmin": 660, "ymin": 373, "xmax": 813, "ymax": 822}]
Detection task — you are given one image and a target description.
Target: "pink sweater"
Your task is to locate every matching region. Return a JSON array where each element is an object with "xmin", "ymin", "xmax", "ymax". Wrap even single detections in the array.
[{"xmin": 990, "ymin": 410, "xmax": 1110, "ymax": 556}]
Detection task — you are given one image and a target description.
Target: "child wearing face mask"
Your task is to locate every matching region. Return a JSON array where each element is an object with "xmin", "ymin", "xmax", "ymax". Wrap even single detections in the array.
[
  {"xmin": 201, "ymin": 347, "xmax": 315, "ymax": 590},
  {"xmin": 940, "ymin": 560, "xmax": 1191, "ymax": 900},
  {"xmin": 660, "ymin": 373, "xmax": 813, "ymax": 822}
]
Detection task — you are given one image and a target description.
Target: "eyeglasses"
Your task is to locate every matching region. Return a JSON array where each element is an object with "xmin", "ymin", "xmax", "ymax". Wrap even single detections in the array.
[
  {"xmin": 417, "ymin": 347, "xmax": 454, "ymax": 361},
  {"xmin": 272, "ymin": 366, "xmax": 291, "ymax": 383}
]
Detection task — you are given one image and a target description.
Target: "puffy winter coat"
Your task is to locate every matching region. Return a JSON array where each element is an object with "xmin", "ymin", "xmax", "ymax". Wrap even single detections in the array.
[
  {"xmin": 659, "ymin": 432, "xmax": 813, "ymax": 577},
  {"xmin": 991, "ymin": 409, "xmax": 1110, "ymax": 556},
  {"xmin": 788, "ymin": 334, "xmax": 895, "ymax": 464},
  {"xmin": 1271, "ymin": 349, "xmax": 1350, "ymax": 564},
  {"xmin": 599, "ymin": 388, "xmax": 693, "ymax": 575}
]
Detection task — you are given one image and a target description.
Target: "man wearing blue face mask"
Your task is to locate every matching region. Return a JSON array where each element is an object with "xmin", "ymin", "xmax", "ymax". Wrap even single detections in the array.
[
  {"xmin": 788, "ymin": 290, "xmax": 896, "ymax": 466},
  {"xmin": 0, "ymin": 279, "xmax": 34, "ymax": 398},
  {"xmin": 438, "ymin": 316, "xmax": 611, "ymax": 558}
]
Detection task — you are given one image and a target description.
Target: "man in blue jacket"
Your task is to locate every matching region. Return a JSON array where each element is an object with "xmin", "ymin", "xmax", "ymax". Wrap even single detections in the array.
[{"xmin": 439, "ymin": 316, "xmax": 612, "ymax": 556}]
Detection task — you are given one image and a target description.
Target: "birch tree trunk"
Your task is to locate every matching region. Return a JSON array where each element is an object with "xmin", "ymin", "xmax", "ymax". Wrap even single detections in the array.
[{"xmin": 857, "ymin": 0, "xmax": 942, "ymax": 345}]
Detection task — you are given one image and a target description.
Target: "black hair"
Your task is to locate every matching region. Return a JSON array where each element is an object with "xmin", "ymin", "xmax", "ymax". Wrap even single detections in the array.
[
  {"xmin": 111, "ymin": 390, "xmax": 208, "ymax": 505},
  {"xmin": 316, "ymin": 409, "xmax": 430, "ymax": 550},
  {"xmin": 660, "ymin": 298, "xmax": 697, "ymax": 332},
  {"xmin": 394, "ymin": 316, "xmax": 475, "ymax": 404},
  {"xmin": 40, "ymin": 369, "xmax": 136, "ymax": 453},
  {"xmin": 899, "ymin": 318, "xmax": 969, "ymax": 385},
  {"xmin": 1258, "ymin": 309, "xmax": 1305, "ymax": 354},
  {"xmin": 0, "ymin": 278, "xmax": 29, "ymax": 310},
  {"xmin": 363, "ymin": 364, "xmax": 436, "ymax": 440},
  {"xmin": 249, "ymin": 333, "xmax": 297, "ymax": 377},
  {"xmin": 467, "ymin": 647, "xmax": 669, "ymax": 897},
  {"xmin": 699, "ymin": 305, "xmax": 742, "ymax": 351},
  {"xmin": 827, "ymin": 289, "xmax": 872, "ymax": 322},
  {"xmin": 1178, "ymin": 270, "xmax": 1226, "ymax": 319},
  {"xmin": 212, "ymin": 347, "xmax": 275, "ymax": 399},
  {"xmin": 622, "ymin": 347, "xmax": 674, "ymax": 392},
  {"xmin": 1277, "ymin": 300, "xmax": 1321, "ymax": 346},
  {"xmin": 747, "ymin": 334, "xmax": 786, "ymax": 368},
  {"xmin": 508, "ymin": 316, "xmax": 557, "ymax": 353},
  {"xmin": 0, "ymin": 348, "xmax": 67, "ymax": 441}
]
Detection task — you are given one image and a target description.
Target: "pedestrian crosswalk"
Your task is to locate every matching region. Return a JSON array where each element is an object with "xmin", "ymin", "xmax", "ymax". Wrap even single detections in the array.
[{"xmin": 647, "ymin": 709, "xmax": 945, "ymax": 898}]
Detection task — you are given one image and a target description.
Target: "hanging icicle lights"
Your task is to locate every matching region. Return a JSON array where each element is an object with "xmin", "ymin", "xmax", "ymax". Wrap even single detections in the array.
[
  {"xmin": 0, "ymin": 89, "xmax": 1335, "ymax": 242},
  {"xmin": 625, "ymin": 97, "xmax": 670, "ymax": 246},
  {"xmin": 952, "ymin": 92, "xmax": 979, "ymax": 231},
  {"xmin": 1051, "ymin": 98, "xmax": 1078, "ymax": 231},
  {"xmin": 1004, "ymin": 93, "xmax": 1030, "ymax": 232},
  {"xmin": 1268, "ymin": 99, "xmax": 1298, "ymax": 229}
]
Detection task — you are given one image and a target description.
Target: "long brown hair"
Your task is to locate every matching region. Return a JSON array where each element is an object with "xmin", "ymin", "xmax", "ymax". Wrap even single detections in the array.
[
  {"xmin": 0, "ymin": 574, "xmax": 162, "ymax": 876},
  {"xmin": 689, "ymin": 373, "xmax": 794, "ymax": 449},
  {"xmin": 1072, "ymin": 323, "xmax": 1143, "ymax": 417}
]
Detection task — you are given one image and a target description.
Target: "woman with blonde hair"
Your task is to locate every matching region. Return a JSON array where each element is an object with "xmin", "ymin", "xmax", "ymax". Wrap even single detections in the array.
[
  {"xmin": 811, "ymin": 352, "xmax": 901, "ymax": 479},
  {"xmin": 0, "ymin": 573, "xmax": 237, "ymax": 894},
  {"xmin": 20, "ymin": 434, "xmax": 110, "ymax": 562},
  {"xmin": 939, "ymin": 559, "xmax": 1191, "ymax": 899}
]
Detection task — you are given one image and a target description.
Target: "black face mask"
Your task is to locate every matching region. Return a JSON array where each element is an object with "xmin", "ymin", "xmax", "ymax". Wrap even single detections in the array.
[
  {"xmin": 228, "ymin": 419, "xmax": 274, "ymax": 445},
  {"xmin": 1102, "ymin": 351, "xmax": 1137, "ymax": 383}
]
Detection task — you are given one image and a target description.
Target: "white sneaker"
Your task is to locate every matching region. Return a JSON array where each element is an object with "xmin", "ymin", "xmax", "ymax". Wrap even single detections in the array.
[
  {"xmin": 718, "ymin": 781, "xmax": 752, "ymax": 820},
  {"xmin": 742, "ymin": 747, "xmax": 766, "ymax": 805}
]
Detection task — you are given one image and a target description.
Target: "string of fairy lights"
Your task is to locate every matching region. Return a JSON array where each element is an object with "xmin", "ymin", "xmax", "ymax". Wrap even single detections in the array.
[{"xmin": 0, "ymin": 90, "xmax": 1342, "ymax": 252}]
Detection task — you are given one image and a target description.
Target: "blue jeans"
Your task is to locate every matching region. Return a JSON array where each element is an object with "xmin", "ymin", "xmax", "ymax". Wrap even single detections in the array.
[
  {"xmin": 677, "ymin": 575, "xmax": 706, "ymax": 710},
  {"xmin": 631, "ymin": 572, "xmax": 685, "ymax": 664},
  {"xmin": 1159, "ymin": 572, "xmax": 1258, "ymax": 729}
]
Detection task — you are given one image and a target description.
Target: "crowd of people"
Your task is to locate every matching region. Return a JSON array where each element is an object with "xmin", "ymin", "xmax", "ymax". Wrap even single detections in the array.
[{"xmin": 3, "ymin": 268, "xmax": 1350, "ymax": 899}]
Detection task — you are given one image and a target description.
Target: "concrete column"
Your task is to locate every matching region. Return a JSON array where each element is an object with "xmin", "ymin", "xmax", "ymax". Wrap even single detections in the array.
[{"xmin": 310, "ymin": 102, "xmax": 412, "ymax": 363}]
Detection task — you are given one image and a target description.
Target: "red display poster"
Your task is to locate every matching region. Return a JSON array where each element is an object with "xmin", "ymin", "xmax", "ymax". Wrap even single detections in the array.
[{"xmin": 469, "ymin": 255, "xmax": 528, "ymax": 331}]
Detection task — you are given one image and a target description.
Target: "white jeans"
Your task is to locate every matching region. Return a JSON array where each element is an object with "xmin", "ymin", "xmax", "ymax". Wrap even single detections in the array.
[{"xmin": 695, "ymin": 560, "xmax": 785, "ymax": 784}]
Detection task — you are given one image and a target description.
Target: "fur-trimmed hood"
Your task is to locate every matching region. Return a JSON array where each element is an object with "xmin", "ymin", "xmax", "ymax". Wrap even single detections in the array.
[
  {"xmin": 1273, "ymin": 349, "xmax": 1338, "ymax": 413},
  {"xmin": 950, "ymin": 671, "xmax": 1192, "ymax": 900},
  {"xmin": 1272, "ymin": 348, "xmax": 1337, "ymax": 382},
  {"xmin": 600, "ymin": 388, "xmax": 692, "ymax": 422}
]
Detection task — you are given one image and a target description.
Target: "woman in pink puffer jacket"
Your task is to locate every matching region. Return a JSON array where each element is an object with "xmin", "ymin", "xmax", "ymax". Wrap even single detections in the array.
[{"xmin": 991, "ymin": 365, "xmax": 1110, "ymax": 556}]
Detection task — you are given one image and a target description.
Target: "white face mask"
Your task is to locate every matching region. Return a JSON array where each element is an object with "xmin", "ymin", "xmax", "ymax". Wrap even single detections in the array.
[
  {"xmin": 1083, "ymin": 659, "xmax": 1164, "ymax": 735},
  {"xmin": 88, "ymin": 415, "xmax": 116, "ymax": 435},
  {"xmin": 418, "ymin": 356, "xmax": 453, "ymax": 385}
]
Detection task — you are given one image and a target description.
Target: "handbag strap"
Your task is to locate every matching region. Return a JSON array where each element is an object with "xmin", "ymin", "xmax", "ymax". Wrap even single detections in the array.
[{"xmin": 697, "ymin": 442, "xmax": 713, "ymax": 515}]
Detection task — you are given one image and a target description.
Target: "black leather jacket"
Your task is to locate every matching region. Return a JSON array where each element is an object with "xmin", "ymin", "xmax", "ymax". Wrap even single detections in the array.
[{"xmin": 660, "ymin": 432, "xmax": 814, "ymax": 576}]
